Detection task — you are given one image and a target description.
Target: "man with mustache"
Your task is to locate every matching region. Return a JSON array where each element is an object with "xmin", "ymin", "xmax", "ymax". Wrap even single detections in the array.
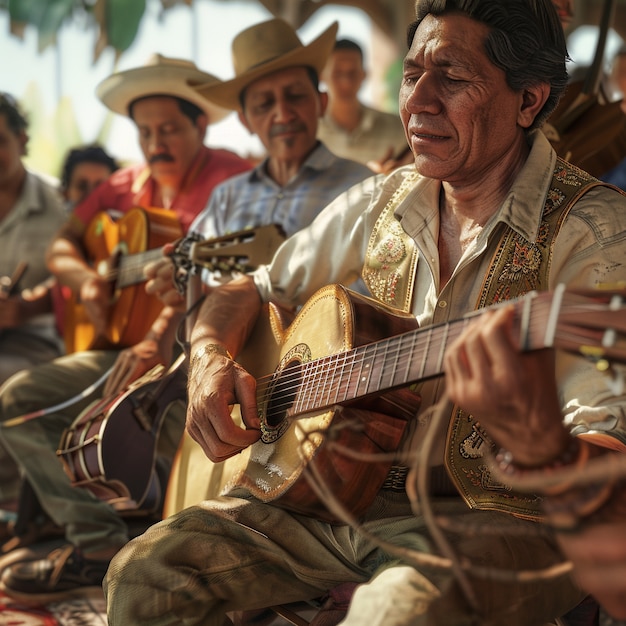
[{"xmin": 0, "ymin": 54, "xmax": 251, "ymax": 597}]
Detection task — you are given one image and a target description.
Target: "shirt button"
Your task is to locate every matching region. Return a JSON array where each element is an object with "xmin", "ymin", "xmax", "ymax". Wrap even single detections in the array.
[{"xmin": 438, "ymin": 300, "xmax": 447, "ymax": 308}]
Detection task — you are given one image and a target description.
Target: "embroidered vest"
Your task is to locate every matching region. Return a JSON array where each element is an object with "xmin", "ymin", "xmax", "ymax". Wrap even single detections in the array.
[{"xmin": 363, "ymin": 158, "xmax": 616, "ymax": 519}]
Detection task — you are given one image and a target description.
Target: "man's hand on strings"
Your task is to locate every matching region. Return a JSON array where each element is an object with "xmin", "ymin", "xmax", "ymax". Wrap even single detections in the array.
[
  {"xmin": 443, "ymin": 305, "xmax": 570, "ymax": 466},
  {"xmin": 79, "ymin": 274, "xmax": 113, "ymax": 338},
  {"xmin": 186, "ymin": 344, "xmax": 260, "ymax": 462},
  {"xmin": 144, "ymin": 243, "xmax": 186, "ymax": 311}
]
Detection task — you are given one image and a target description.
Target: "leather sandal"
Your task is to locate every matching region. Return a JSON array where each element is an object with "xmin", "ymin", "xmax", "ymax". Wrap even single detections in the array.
[{"xmin": 0, "ymin": 543, "xmax": 110, "ymax": 605}]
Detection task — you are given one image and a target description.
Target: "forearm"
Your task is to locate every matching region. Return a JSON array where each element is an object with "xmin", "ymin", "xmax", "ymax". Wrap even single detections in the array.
[
  {"xmin": 46, "ymin": 221, "xmax": 95, "ymax": 291},
  {"xmin": 189, "ymin": 274, "xmax": 262, "ymax": 359}
]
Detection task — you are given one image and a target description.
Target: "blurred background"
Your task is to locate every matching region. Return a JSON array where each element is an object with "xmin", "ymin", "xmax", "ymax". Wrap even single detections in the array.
[{"xmin": 1, "ymin": 0, "xmax": 625, "ymax": 181}]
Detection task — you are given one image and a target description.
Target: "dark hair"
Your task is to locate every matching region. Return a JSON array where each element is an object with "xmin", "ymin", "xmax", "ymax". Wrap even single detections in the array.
[
  {"xmin": 239, "ymin": 65, "xmax": 321, "ymax": 111},
  {"xmin": 128, "ymin": 95, "xmax": 205, "ymax": 123},
  {"xmin": 60, "ymin": 145, "xmax": 119, "ymax": 192},
  {"xmin": 409, "ymin": 0, "xmax": 569, "ymax": 129},
  {"xmin": 0, "ymin": 92, "xmax": 29, "ymax": 136},
  {"xmin": 334, "ymin": 38, "xmax": 364, "ymax": 60}
]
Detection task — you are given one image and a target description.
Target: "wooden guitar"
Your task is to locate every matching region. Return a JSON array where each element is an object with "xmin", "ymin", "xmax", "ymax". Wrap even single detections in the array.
[
  {"xmin": 64, "ymin": 207, "xmax": 182, "ymax": 353},
  {"xmin": 176, "ymin": 283, "xmax": 626, "ymax": 523},
  {"xmin": 64, "ymin": 207, "xmax": 285, "ymax": 353},
  {"xmin": 57, "ymin": 355, "xmax": 188, "ymax": 513}
]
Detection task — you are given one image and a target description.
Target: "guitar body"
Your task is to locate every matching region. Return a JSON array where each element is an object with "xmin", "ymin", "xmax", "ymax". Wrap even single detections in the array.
[
  {"xmin": 58, "ymin": 361, "xmax": 188, "ymax": 513},
  {"xmin": 64, "ymin": 207, "xmax": 182, "ymax": 353},
  {"xmin": 165, "ymin": 285, "xmax": 421, "ymax": 523}
]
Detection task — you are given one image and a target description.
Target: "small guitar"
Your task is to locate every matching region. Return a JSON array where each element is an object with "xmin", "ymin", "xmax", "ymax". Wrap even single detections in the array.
[
  {"xmin": 57, "ymin": 355, "xmax": 188, "ymax": 513},
  {"xmin": 64, "ymin": 207, "xmax": 182, "ymax": 353},
  {"xmin": 64, "ymin": 208, "xmax": 285, "ymax": 353},
  {"xmin": 214, "ymin": 283, "xmax": 626, "ymax": 522}
]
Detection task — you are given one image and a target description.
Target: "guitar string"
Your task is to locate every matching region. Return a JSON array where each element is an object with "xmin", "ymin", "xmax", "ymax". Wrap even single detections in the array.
[{"xmin": 253, "ymin": 296, "xmax": 618, "ymax": 424}]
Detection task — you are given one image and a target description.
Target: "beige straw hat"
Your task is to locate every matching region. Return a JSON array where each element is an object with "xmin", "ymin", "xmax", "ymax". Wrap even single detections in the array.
[
  {"xmin": 194, "ymin": 18, "xmax": 338, "ymax": 111},
  {"xmin": 96, "ymin": 54, "xmax": 230, "ymax": 123}
]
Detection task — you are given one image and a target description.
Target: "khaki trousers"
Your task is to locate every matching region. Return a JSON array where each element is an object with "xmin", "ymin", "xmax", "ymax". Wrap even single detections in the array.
[{"xmin": 104, "ymin": 490, "xmax": 584, "ymax": 625}]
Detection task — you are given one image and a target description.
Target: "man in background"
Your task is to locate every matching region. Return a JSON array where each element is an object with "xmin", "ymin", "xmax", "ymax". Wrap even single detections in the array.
[
  {"xmin": 0, "ymin": 93, "xmax": 67, "ymax": 386},
  {"xmin": 317, "ymin": 38, "xmax": 410, "ymax": 173},
  {"xmin": 58, "ymin": 144, "xmax": 119, "ymax": 212}
]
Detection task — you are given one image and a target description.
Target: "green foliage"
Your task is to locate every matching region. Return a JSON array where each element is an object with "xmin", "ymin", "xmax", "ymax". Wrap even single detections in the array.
[
  {"xmin": 106, "ymin": 0, "xmax": 147, "ymax": 52},
  {"xmin": 8, "ymin": 0, "xmax": 76, "ymax": 51}
]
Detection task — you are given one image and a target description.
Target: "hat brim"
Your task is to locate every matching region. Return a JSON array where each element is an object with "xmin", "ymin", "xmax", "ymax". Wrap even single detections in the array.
[
  {"xmin": 96, "ymin": 65, "xmax": 231, "ymax": 124},
  {"xmin": 194, "ymin": 21, "xmax": 338, "ymax": 111}
]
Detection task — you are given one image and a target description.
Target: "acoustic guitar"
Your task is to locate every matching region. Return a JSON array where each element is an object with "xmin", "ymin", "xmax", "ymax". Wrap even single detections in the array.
[
  {"xmin": 166, "ymin": 283, "xmax": 626, "ymax": 523},
  {"xmin": 64, "ymin": 206, "xmax": 285, "ymax": 353},
  {"xmin": 64, "ymin": 206, "xmax": 182, "ymax": 353}
]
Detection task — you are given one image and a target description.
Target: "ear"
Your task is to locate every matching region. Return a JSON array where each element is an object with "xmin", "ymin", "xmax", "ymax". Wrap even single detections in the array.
[
  {"xmin": 518, "ymin": 82, "xmax": 551, "ymax": 129},
  {"xmin": 318, "ymin": 91, "xmax": 329, "ymax": 117},
  {"xmin": 237, "ymin": 110, "xmax": 254, "ymax": 134}
]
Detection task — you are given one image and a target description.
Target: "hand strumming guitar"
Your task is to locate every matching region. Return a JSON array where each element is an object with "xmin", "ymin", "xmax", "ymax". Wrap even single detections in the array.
[
  {"xmin": 78, "ymin": 274, "xmax": 113, "ymax": 340},
  {"xmin": 186, "ymin": 275, "xmax": 262, "ymax": 462}
]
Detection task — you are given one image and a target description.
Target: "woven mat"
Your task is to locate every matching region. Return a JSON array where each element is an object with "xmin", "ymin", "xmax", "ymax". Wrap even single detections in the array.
[{"xmin": 0, "ymin": 589, "xmax": 107, "ymax": 625}]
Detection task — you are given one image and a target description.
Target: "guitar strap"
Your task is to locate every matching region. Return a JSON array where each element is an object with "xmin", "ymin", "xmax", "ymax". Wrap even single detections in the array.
[{"xmin": 362, "ymin": 157, "xmax": 622, "ymax": 520}]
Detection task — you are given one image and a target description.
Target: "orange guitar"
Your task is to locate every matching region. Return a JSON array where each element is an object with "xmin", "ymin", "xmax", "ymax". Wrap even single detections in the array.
[
  {"xmin": 64, "ymin": 207, "xmax": 182, "ymax": 353},
  {"xmin": 167, "ymin": 283, "xmax": 626, "ymax": 523}
]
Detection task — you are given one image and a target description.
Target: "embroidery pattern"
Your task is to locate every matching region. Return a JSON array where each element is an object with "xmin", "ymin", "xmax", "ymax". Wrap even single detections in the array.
[{"xmin": 447, "ymin": 158, "xmax": 602, "ymax": 520}]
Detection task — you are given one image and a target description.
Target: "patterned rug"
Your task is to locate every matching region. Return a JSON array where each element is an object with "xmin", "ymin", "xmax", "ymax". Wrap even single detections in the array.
[{"xmin": 0, "ymin": 589, "xmax": 107, "ymax": 625}]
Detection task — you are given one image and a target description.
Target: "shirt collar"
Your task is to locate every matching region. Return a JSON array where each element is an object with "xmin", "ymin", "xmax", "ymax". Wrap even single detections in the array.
[
  {"xmin": 250, "ymin": 142, "xmax": 335, "ymax": 185},
  {"xmin": 395, "ymin": 129, "xmax": 557, "ymax": 244}
]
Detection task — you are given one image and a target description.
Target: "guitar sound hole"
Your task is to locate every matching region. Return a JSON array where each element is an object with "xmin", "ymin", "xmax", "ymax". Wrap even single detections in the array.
[{"xmin": 265, "ymin": 359, "xmax": 302, "ymax": 429}]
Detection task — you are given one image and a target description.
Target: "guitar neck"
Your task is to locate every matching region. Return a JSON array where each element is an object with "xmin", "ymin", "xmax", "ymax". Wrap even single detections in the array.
[
  {"xmin": 110, "ymin": 248, "xmax": 166, "ymax": 289},
  {"xmin": 271, "ymin": 290, "xmax": 562, "ymax": 419}
]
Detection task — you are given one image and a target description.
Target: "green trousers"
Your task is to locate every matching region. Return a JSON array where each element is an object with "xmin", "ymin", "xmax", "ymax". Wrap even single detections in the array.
[{"xmin": 0, "ymin": 350, "xmax": 185, "ymax": 553}]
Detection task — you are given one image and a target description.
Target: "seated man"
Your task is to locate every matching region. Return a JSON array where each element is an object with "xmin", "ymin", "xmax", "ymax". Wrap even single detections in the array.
[
  {"xmin": 0, "ymin": 93, "xmax": 67, "ymax": 387},
  {"xmin": 0, "ymin": 54, "xmax": 251, "ymax": 600},
  {"xmin": 103, "ymin": 1, "xmax": 626, "ymax": 625}
]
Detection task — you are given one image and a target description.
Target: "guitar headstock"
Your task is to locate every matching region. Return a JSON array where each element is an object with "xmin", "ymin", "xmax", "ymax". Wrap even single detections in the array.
[{"xmin": 169, "ymin": 224, "xmax": 286, "ymax": 293}]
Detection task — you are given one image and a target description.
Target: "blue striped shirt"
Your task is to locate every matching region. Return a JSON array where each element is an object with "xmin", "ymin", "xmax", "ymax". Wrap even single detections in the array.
[{"xmin": 190, "ymin": 142, "xmax": 373, "ymax": 240}]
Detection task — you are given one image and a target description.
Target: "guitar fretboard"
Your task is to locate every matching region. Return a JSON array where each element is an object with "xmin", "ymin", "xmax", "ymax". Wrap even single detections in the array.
[{"xmin": 259, "ymin": 290, "xmax": 566, "ymax": 423}]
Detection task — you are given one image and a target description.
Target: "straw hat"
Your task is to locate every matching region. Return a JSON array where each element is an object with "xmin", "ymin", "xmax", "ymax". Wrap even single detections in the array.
[
  {"xmin": 194, "ymin": 18, "xmax": 338, "ymax": 111},
  {"xmin": 96, "ymin": 54, "xmax": 230, "ymax": 124}
]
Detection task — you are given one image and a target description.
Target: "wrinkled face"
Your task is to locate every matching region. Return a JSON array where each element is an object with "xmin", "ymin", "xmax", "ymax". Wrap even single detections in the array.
[
  {"xmin": 240, "ymin": 66, "xmax": 325, "ymax": 164},
  {"xmin": 551, "ymin": 0, "xmax": 574, "ymax": 30},
  {"xmin": 65, "ymin": 161, "xmax": 115, "ymax": 205},
  {"xmin": 322, "ymin": 49, "xmax": 366, "ymax": 101},
  {"xmin": 132, "ymin": 96, "xmax": 207, "ymax": 189},
  {"xmin": 399, "ymin": 13, "xmax": 530, "ymax": 184},
  {"xmin": 0, "ymin": 113, "xmax": 26, "ymax": 188}
]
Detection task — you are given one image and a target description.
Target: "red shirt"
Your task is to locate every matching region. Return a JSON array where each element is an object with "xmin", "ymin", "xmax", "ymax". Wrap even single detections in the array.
[{"xmin": 72, "ymin": 145, "xmax": 252, "ymax": 233}]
